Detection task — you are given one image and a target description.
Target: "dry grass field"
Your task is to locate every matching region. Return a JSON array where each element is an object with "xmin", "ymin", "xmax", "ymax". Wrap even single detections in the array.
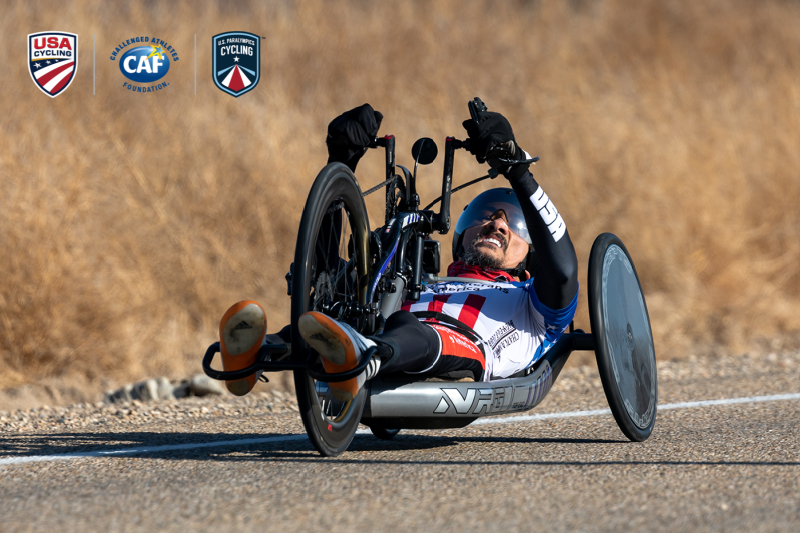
[{"xmin": 1, "ymin": 0, "xmax": 799, "ymax": 395}]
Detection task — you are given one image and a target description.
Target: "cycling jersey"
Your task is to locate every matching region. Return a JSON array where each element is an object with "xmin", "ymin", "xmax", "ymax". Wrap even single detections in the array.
[
  {"xmin": 402, "ymin": 261, "xmax": 578, "ymax": 380},
  {"xmin": 375, "ymin": 168, "xmax": 580, "ymax": 383}
]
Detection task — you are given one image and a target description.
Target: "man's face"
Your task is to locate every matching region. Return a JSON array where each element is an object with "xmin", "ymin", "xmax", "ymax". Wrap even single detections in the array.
[{"xmin": 460, "ymin": 211, "xmax": 529, "ymax": 271}]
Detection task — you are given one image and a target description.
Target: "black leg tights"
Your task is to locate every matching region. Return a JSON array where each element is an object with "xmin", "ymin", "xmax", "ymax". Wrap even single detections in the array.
[
  {"xmin": 282, "ymin": 311, "xmax": 480, "ymax": 378},
  {"xmin": 369, "ymin": 311, "xmax": 440, "ymax": 374},
  {"xmin": 277, "ymin": 312, "xmax": 440, "ymax": 373}
]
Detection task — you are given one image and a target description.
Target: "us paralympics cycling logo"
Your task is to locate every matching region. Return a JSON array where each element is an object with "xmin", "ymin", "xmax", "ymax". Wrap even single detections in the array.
[
  {"xmin": 212, "ymin": 31, "xmax": 260, "ymax": 97},
  {"xmin": 110, "ymin": 36, "xmax": 179, "ymax": 93},
  {"xmin": 28, "ymin": 32, "xmax": 78, "ymax": 97}
]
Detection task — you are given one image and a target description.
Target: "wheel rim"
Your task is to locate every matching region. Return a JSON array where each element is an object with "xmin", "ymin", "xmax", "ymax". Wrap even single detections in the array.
[
  {"xmin": 600, "ymin": 244, "xmax": 657, "ymax": 430},
  {"xmin": 292, "ymin": 169, "xmax": 372, "ymax": 455},
  {"xmin": 306, "ymin": 198, "xmax": 364, "ymax": 437},
  {"xmin": 314, "ymin": 381, "xmax": 352, "ymax": 423}
]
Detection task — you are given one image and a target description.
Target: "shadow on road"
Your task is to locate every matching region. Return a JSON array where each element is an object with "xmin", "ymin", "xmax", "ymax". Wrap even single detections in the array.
[
  {"xmin": 0, "ymin": 431, "xmax": 620, "ymax": 458},
  {"xmin": 1, "ymin": 431, "xmax": 798, "ymax": 468},
  {"xmin": 0, "ymin": 431, "xmax": 311, "ymax": 457}
]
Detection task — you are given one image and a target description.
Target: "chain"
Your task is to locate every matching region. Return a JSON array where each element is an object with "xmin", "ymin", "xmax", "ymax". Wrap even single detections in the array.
[{"xmin": 361, "ymin": 175, "xmax": 397, "ymax": 197}]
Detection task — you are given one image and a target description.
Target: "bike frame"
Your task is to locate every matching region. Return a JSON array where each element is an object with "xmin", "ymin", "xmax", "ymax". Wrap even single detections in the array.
[{"xmin": 202, "ymin": 133, "xmax": 592, "ymax": 383}]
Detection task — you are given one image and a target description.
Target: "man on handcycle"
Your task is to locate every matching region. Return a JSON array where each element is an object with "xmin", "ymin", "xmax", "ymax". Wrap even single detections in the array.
[{"xmin": 219, "ymin": 103, "xmax": 579, "ymax": 402}]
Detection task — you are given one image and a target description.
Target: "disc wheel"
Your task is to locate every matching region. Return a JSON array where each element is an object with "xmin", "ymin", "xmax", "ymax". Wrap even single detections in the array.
[
  {"xmin": 291, "ymin": 163, "xmax": 373, "ymax": 456},
  {"xmin": 588, "ymin": 233, "xmax": 657, "ymax": 442}
]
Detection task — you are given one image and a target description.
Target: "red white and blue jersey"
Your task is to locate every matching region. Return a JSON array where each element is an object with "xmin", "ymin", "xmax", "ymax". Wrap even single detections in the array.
[{"xmin": 402, "ymin": 262, "xmax": 578, "ymax": 381}]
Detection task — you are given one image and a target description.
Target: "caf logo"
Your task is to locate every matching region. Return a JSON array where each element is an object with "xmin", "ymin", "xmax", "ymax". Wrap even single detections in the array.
[
  {"xmin": 28, "ymin": 31, "xmax": 78, "ymax": 97},
  {"xmin": 212, "ymin": 31, "xmax": 260, "ymax": 97},
  {"xmin": 119, "ymin": 45, "xmax": 170, "ymax": 83},
  {"xmin": 110, "ymin": 36, "xmax": 179, "ymax": 93}
]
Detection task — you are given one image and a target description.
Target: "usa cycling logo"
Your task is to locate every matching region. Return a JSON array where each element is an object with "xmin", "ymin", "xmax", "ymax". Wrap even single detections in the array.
[
  {"xmin": 28, "ymin": 32, "xmax": 78, "ymax": 98},
  {"xmin": 212, "ymin": 31, "xmax": 260, "ymax": 97},
  {"xmin": 110, "ymin": 36, "xmax": 179, "ymax": 93}
]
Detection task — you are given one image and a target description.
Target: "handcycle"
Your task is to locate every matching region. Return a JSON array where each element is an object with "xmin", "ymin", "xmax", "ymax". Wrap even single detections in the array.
[{"xmin": 202, "ymin": 99, "xmax": 658, "ymax": 457}]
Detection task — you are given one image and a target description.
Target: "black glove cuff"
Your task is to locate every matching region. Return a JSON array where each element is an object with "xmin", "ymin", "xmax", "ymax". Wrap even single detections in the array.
[
  {"xmin": 499, "ymin": 144, "xmax": 530, "ymax": 181},
  {"xmin": 327, "ymin": 145, "xmax": 365, "ymax": 173},
  {"xmin": 501, "ymin": 162, "xmax": 531, "ymax": 182}
]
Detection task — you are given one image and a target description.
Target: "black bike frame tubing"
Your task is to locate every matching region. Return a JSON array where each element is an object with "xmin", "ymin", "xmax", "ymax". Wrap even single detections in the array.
[
  {"xmin": 366, "ymin": 210, "xmax": 430, "ymax": 304},
  {"xmin": 379, "ymin": 135, "xmax": 396, "ymax": 223},
  {"xmin": 436, "ymin": 137, "xmax": 456, "ymax": 234},
  {"xmin": 408, "ymin": 233, "xmax": 425, "ymax": 301},
  {"xmin": 366, "ymin": 134, "xmax": 467, "ymax": 303},
  {"xmin": 407, "ymin": 165, "xmax": 418, "ymax": 210},
  {"xmin": 367, "ymin": 218, "xmax": 403, "ymax": 303}
]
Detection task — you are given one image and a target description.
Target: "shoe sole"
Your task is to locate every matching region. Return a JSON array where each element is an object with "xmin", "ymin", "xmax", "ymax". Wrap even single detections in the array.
[
  {"xmin": 298, "ymin": 312, "xmax": 364, "ymax": 402},
  {"xmin": 220, "ymin": 301, "xmax": 267, "ymax": 396}
]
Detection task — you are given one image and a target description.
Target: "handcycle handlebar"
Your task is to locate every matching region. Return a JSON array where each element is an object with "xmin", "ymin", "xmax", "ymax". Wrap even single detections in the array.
[
  {"xmin": 360, "ymin": 98, "xmax": 541, "ymax": 301},
  {"xmin": 436, "ymin": 137, "xmax": 456, "ymax": 233},
  {"xmin": 468, "ymin": 96, "xmax": 487, "ymax": 124}
]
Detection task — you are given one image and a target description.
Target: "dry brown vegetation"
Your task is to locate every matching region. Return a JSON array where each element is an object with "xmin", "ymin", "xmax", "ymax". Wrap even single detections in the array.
[{"xmin": 1, "ymin": 0, "xmax": 800, "ymax": 391}]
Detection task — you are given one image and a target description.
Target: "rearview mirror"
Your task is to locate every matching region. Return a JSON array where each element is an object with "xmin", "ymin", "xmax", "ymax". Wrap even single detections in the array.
[{"xmin": 411, "ymin": 138, "xmax": 438, "ymax": 165}]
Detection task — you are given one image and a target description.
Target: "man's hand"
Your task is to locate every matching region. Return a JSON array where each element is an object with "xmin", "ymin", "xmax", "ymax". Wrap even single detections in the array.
[
  {"xmin": 326, "ymin": 103, "xmax": 383, "ymax": 172},
  {"xmin": 461, "ymin": 109, "xmax": 530, "ymax": 181}
]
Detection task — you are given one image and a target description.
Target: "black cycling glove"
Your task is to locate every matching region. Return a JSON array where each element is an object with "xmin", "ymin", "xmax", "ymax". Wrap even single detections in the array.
[
  {"xmin": 462, "ymin": 110, "xmax": 530, "ymax": 181},
  {"xmin": 326, "ymin": 103, "xmax": 384, "ymax": 172}
]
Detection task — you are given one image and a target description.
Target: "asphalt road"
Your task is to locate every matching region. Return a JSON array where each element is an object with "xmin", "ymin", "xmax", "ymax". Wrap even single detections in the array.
[{"xmin": 1, "ymin": 351, "xmax": 798, "ymax": 532}]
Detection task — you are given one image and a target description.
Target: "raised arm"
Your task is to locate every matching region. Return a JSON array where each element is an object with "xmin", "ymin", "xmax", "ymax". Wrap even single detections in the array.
[{"xmin": 461, "ymin": 109, "xmax": 578, "ymax": 310}]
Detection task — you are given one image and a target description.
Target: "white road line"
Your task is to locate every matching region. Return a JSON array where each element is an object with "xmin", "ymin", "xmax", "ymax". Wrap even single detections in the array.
[
  {"xmin": 2, "ymin": 392, "xmax": 799, "ymax": 466},
  {"xmin": 472, "ymin": 408, "xmax": 612, "ymax": 425},
  {"xmin": 473, "ymin": 392, "xmax": 800, "ymax": 425},
  {"xmin": 659, "ymin": 393, "xmax": 800, "ymax": 410}
]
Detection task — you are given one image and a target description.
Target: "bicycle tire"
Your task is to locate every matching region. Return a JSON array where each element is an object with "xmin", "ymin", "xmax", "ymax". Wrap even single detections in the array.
[
  {"xmin": 291, "ymin": 163, "xmax": 372, "ymax": 456},
  {"xmin": 588, "ymin": 233, "xmax": 657, "ymax": 442}
]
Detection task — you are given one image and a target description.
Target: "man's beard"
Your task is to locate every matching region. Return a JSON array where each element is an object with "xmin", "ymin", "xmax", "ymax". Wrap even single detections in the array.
[{"xmin": 461, "ymin": 236, "xmax": 504, "ymax": 269}]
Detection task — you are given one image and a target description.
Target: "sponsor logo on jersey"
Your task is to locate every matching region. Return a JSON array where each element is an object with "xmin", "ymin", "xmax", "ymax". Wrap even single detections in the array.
[
  {"xmin": 110, "ymin": 36, "xmax": 179, "ymax": 93},
  {"xmin": 487, "ymin": 319, "xmax": 520, "ymax": 359},
  {"xmin": 424, "ymin": 282, "xmax": 511, "ymax": 295},
  {"xmin": 28, "ymin": 32, "xmax": 78, "ymax": 98},
  {"xmin": 212, "ymin": 31, "xmax": 260, "ymax": 97},
  {"xmin": 487, "ymin": 320, "xmax": 516, "ymax": 349}
]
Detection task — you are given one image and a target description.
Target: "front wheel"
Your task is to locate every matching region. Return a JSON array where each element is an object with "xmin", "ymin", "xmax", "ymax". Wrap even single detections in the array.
[
  {"xmin": 588, "ymin": 233, "xmax": 657, "ymax": 442},
  {"xmin": 291, "ymin": 163, "xmax": 372, "ymax": 456}
]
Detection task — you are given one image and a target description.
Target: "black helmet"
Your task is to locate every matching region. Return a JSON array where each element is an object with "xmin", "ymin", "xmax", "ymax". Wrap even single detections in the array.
[{"xmin": 452, "ymin": 188, "xmax": 537, "ymax": 272}]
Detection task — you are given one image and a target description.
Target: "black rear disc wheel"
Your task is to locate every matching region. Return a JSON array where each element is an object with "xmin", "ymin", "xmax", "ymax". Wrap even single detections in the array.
[
  {"xmin": 291, "ymin": 163, "xmax": 372, "ymax": 457},
  {"xmin": 588, "ymin": 233, "xmax": 657, "ymax": 442}
]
